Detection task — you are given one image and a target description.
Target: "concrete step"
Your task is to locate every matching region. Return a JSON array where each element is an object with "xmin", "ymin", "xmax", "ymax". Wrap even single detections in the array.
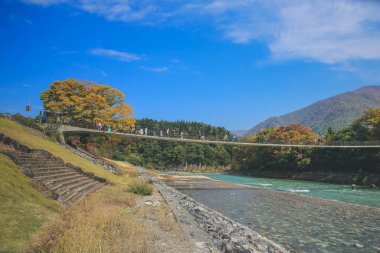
[
  {"xmin": 31, "ymin": 167, "xmax": 72, "ymax": 173},
  {"xmin": 59, "ymin": 181, "xmax": 102, "ymax": 204},
  {"xmin": 48, "ymin": 176, "xmax": 90, "ymax": 191},
  {"xmin": 70, "ymin": 183, "xmax": 104, "ymax": 203},
  {"xmin": 35, "ymin": 171, "xmax": 79, "ymax": 181},
  {"xmin": 18, "ymin": 159, "xmax": 62, "ymax": 164},
  {"xmin": 45, "ymin": 174, "xmax": 85, "ymax": 186},
  {"xmin": 16, "ymin": 154, "xmax": 43, "ymax": 159},
  {"xmin": 33, "ymin": 168, "xmax": 73, "ymax": 176},
  {"xmin": 19, "ymin": 163, "xmax": 64, "ymax": 169},
  {"xmin": 0, "ymin": 148, "xmax": 16, "ymax": 152},
  {"xmin": 56, "ymin": 178, "xmax": 94, "ymax": 195},
  {"xmin": 0, "ymin": 146, "xmax": 15, "ymax": 151},
  {"xmin": 0, "ymin": 149, "xmax": 15, "ymax": 153}
]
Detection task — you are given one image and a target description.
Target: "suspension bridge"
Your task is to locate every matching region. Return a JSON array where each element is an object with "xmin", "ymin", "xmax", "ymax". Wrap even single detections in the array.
[{"xmin": 58, "ymin": 125, "xmax": 380, "ymax": 148}]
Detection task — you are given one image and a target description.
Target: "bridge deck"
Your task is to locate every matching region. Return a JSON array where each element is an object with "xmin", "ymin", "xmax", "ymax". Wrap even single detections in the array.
[{"xmin": 59, "ymin": 126, "xmax": 380, "ymax": 148}]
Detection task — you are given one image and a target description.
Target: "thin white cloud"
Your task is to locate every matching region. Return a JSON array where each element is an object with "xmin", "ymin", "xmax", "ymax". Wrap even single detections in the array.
[
  {"xmin": 22, "ymin": 0, "xmax": 67, "ymax": 6},
  {"xmin": 100, "ymin": 70, "xmax": 107, "ymax": 77},
  {"xmin": 140, "ymin": 66, "xmax": 169, "ymax": 73},
  {"xmin": 24, "ymin": 18, "xmax": 33, "ymax": 24},
  {"xmin": 90, "ymin": 48, "xmax": 142, "ymax": 62},
  {"xmin": 58, "ymin": 50, "xmax": 77, "ymax": 55},
  {"xmin": 77, "ymin": 1, "xmax": 155, "ymax": 22},
  {"xmin": 21, "ymin": 0, "xmax": 380, "ymax": 64}
]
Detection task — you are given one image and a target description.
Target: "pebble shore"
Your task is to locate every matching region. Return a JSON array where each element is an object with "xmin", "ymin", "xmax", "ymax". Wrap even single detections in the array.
[{"xmin": 136, "ymin": 167, "xmax": 289, "ymax": 253}]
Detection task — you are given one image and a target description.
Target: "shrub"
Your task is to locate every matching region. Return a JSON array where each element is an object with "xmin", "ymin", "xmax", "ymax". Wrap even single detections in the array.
[
  {"xmin": 112, "ymin": 150, "xmax": 126, "ymax": 161},
  {"xmin": 125, "ymin": 153, "xmax": 143, "ymax": 166},
  {"xmin": 12, "ymin": 113, "xmax": 43, "ymax": 132},
  {"xmin": 127, "ymin": 178, "xmax": 153, "ymax": 196}
]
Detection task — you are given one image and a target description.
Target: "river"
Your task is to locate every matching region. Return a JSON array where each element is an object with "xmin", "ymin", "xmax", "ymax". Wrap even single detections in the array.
[{"xmin": 163, "ymin": 172, "xmax": 380, "ymax": 253}]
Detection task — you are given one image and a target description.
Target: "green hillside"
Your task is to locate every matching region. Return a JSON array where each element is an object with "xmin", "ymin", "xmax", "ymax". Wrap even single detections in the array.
[
  {"xmin": 246, "ymin": 85, "xmax": 380, "ymax": 136},
  {"xmin": 0, "ymin": 154, "xmax": 60, "ymax": 252}
]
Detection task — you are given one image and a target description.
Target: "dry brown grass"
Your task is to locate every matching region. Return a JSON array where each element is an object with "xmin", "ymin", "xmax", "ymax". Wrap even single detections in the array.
[
  {"xmin": 146, "ymin": 169, "xmax": 160, "ymax": 177},
  {"xmin": 158, "ymin": 173, "xmax": 194, "ymax": 180},
  {"xmin": 157, "ymin": 208, "xmax": 177, "ymax": 232},
  {"xmin": 33, "ymin": 187, "xmax": 159, "ymax": 253},
  {"xmin": 104, "ymin": 159, "xmax": 140, "ymax": 178}
]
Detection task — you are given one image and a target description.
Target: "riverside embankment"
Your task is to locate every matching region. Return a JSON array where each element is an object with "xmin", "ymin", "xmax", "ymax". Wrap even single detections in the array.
[
  {"xmin": 161, "ymin": 173, "xmax": 380, "ymax": 253},
  {"xmin": 137, "ymin": 167, "xmax": 289, "ymax": 253}
]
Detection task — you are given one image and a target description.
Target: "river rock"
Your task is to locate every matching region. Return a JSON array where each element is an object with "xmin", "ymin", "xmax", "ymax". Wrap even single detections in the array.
[
  {"xmin": 144, "ymin": 200, "xmax": 153, "ymax": 206},
  {"xmin": 222, "ymin": 233, "xmax": 231, "ymax": 240},
  {"xmin": 135, "ymin": 166, "xmax": 289, "ymax": 253},
  {"xmin": 51, "ymin": 192, "xmax": 59, "ymax": 200},
  {"xmin": 21, "ymin": 167, "xmax": 34, "ymax": 178}
]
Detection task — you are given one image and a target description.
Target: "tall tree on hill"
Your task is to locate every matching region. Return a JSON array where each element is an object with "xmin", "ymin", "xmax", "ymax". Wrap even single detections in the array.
[
  {"xmin": 40, "ymin": 78, "xmax": 136, "ymax": 129},
  {"xmin": 244, "ymin": 124, "xmax": 318, "ymax": 172},
  {"xmin": 362, "ymin": 108, "xmax": 380, "ymax": 139}
]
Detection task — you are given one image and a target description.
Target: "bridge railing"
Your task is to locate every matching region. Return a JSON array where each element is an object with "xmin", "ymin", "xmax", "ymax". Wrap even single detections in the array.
[{"xmin": 61, "ymin": 125, "xmax": 380, "ymax": 147}]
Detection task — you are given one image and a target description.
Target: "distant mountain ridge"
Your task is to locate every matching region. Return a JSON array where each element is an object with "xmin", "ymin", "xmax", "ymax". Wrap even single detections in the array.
[
  {"xmin": 231, "ymin": 130, "xmax": 248, "ymax": 137},
  {"xmin": 246, "ymin": 85, "xmax": 380, "ymax": 136}
]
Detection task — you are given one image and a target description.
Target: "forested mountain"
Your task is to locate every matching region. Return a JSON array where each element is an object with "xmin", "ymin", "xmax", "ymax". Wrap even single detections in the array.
[{"xmin": 246, "ymin": 85, "xmax": 380, "ymax": 136}]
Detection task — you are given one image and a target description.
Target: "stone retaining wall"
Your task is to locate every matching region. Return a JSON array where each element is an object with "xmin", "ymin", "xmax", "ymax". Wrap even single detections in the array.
[{"xmin": 136, "ymin": 167, "xmax": 288, "ymax": 253}]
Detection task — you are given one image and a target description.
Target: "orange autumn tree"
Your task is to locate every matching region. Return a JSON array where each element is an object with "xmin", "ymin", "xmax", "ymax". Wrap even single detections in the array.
[
  {"xmin": 41, "ymin": 78, "xmax": 136, "ymax": 129},
  {"xmin": 245, "ymin": 124, "xmax": 318, "ymax": 171},
  {"xmin": 247, "ymin": 124, "xmax": 317, "ymax": 144},
  {"xmin": 361, "ymin": 108, "xmax": 380, "ymax": 139},
  {"xmin": 267, "ymin": 124, "xmax": 318, "ymax": 144}
]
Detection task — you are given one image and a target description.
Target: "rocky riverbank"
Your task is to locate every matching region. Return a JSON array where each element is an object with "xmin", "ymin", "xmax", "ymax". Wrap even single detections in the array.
[
  {"xmin": 136, "ymin": 167, "xmax": 288, "ymax": 253},
  {"xmin": 162, "ymin": 172, "xmax": 380, "ymax": 252}
]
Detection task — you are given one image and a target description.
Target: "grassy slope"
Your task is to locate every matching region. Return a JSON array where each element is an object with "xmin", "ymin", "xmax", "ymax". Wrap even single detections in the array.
[
  {"xmin": 0, "ymin": 154, "xmax": 60, "ymax": 252},
  {"xmin": 0, "ymin": 119, "xmax": 179, "ymax": 251},
  {"xmin": 0, "ymin": 118, "xmax": 121, "ymax": 184}
]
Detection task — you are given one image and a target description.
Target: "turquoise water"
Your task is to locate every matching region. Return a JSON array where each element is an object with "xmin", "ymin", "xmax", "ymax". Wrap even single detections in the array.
[
  {"xmin": 164, "ymin": 172, "xmax": 380, "ymax": 252},
  {"xmin": 198, "ymin": 173, "xmax": 380, "ymax": 208}
]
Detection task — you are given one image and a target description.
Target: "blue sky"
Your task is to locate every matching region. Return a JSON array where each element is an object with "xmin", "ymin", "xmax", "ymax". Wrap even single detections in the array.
[{"xmin": 1, "ymin": 0, "xmax": 380, "ymax": 130}]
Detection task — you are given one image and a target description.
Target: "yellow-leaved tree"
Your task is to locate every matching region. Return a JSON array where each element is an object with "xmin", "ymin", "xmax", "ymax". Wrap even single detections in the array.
[{"xmin": 41, "ymin": 78, "xmax": 136, "ymax": 129}]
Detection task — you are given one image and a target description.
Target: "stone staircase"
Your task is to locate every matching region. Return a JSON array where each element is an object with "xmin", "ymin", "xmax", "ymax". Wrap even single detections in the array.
[{"xmin": 0, "ymin": 140, "xmax": 104, "ymax": 205}]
